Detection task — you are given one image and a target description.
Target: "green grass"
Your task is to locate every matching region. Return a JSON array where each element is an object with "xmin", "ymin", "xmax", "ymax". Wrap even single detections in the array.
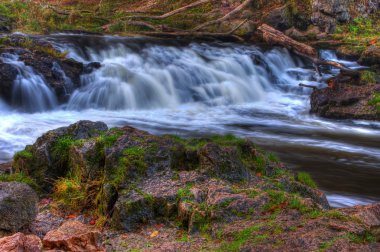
[
  {"xmin": 368, "ymin": 92, "xmax": 380, "ymax": 114},
  {"xmin": 220, "ymin": 224, "xmax": 262, "ymax": 251},
  {"xmin": 296, "ymin": 172, "xmax": 317, "ymax": 188},
  {"xmin": 0, "ymin": 172, "xmax": 38, "ymax": 190},
  {"xmin": 361, "ymin": 71, "xmax": 378, "ymax": 84}
]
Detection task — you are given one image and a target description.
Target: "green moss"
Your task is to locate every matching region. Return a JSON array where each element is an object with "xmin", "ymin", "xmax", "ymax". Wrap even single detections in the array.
[
  {"xmin": 296, "ymin": 172, "xmax": 317, "ymax": 188},
  {"xmin": 368, "ymin": 92, "xmax": 380, "ymax": 114},
  {"xmin": 220, "ymin": 224, "xmax": 262, "ymax": 251},
  {"xmin": 176, "ymin": 183, "xmax": 193, "ymax": 201},
  {"xmin": 361, "ymin": 71, "xmax": 377, "ymax": 84},
  {"xmin": 263, "ymin": 190, "xmax": 286, "ymax": 211},
  {"xmin": 347, "ymin": 232, "xmax": 375, "ymax": 244},
  {"xmin": 0, "ymin": 172, "xmax": 38, "ymax": 190},
  {"xmin": 14, "ymin": 149, "xmax": 33, "ymax": 160}
]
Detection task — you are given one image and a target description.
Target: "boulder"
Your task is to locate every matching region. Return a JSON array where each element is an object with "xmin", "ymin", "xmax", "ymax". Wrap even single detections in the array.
[
  {"xmin": 310, "ymin": 73, "xmax": 380, "ymax": 121},
  {"xmin": 198, "ymin": 143, "xmax": 251, "ymax": 182},
  {"xmin": 311, "ymin": 0, "xmax": 350, "ymax": 33},
  {"xmin": 0, "ymin": 233, "xmax": 42, "ymax": 252},
  {"xmin": 264, "ymin": 5, "xmax": 292, "ymax": 31},
  {"xmin": 359, "ymin": 45, "xmax": 380, "ymax": 66},
  {"xmin": 13, "ymin": 121, "xmax": 108, "ymax": 190},
  {"xmin": 30, "ymin": 211, "xmax": 65, "ymax": 238},
  {"xmin": 342, "ymin": 202, "xmax": 380, "ymax": 241},
  {"xmin": 0, "ymin": 182, "xmax": 38, "ymax": 232},
  {"xmin": 43, "ymin": 221, "xmax": 104, "ymax": 251}
]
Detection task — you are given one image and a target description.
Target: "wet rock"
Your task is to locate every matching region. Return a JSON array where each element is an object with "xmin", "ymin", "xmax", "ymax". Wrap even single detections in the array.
[
  {"xmin": 84, "ymin": 62, "xmax": 102, "ymax": 74},
  {"xmin": 198, "ymin": 143, "xmax": 251, "ymax": 182},
  {"xmin": 0, "ymin": 182, "xmax": 38, "ymax": 232},
  {"xmin": 359, "ymin": 45, "xmax": 380, "ymax": 66},
  {"xmin": 0, "ymin": 233, "xmax": 42, "ymax": 252},
  {"xmin": 0, "ymin": 61, "xmax": 18, "ymax": 104},
  {"xmin": 13, "ymin": 121, "xmax": 108, "ymax": 190},
  {"xmin": 43, "ymin": 221, "xmax": 104, "ymax": 251},
  {"xmin": 0, "ymin": 36, "xmax": 84, "ymax": 105},
  {"xmin": 310, "ymin": 77, "xmax": 380, "ymax": 120}
]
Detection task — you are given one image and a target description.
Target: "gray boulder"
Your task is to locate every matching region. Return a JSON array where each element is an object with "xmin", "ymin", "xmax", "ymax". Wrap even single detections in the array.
[{"xmin": 0, "ymin": 182, "xmax": 38, "ymax": 232}]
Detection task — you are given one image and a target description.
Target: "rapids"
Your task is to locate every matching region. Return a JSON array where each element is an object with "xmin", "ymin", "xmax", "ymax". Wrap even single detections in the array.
[{"xmin": 0, "ymin": 34, "xmax": 379, "ymax": 207}]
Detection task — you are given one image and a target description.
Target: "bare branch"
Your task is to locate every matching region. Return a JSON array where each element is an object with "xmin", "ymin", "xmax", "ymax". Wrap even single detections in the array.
[{"xmin": 193, "ymin": 0, "xmax": 253, "ymax": 31}]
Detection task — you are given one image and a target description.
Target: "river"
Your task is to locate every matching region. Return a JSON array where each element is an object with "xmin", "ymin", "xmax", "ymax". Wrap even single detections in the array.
[{"xmin": 0, "ymin": 34, "xmax": 379, "ymax": 207}]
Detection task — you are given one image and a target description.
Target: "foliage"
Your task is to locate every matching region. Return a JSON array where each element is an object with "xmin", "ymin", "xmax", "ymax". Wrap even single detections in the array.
[
  {"xmin": 53, "ymin": 175, "xmax": 86, "ymax": 211},
  {"xmin": 0, "ymin": 172, "xmax": 38, "ymax": 190},
  {"xmin": 368, "ymin": 92, "xmax": 380, "ymax": 113},
  {"xmin": 296, "ymin": 172, "xmax": 317, "ymax": 188}
]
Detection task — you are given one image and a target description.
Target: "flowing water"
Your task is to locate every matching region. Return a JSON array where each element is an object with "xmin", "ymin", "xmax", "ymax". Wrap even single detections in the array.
[{"xmin": 0, "ymin": 34, "xmax": 379, "ymax": 207}]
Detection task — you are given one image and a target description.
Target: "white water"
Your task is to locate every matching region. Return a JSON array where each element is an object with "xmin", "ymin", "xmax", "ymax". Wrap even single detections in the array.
[
  {"xmin": 0, "ymin": 35, "xmax": 379, "ymax": 207},
  {"xmin": 0, "ymin": 53, "xmax": 58, "ymax": 112}
]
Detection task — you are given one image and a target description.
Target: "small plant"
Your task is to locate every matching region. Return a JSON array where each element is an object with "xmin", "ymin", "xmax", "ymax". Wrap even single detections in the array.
[
  {"xmin": 53, "ymin": 176, "xmax": 86, "ymax": 211},
  {"xmin": 296, "ymin": 172, "xmax": 317, "ymax": 188},
  {"xmin": 368, "ymin": 92, "xmax": 380, "ymax": 114},
  {"xmin": 361, "ymin": 71, "xmax": 377, "ymax": 84}
]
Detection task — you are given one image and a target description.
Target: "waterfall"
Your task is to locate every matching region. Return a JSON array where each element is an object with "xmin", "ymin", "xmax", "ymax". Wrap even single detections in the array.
[
  {"xmin": 0, "ymin": 53, "xmax": 58, "ymax": 113},
  {"xmin": 65, "ymin": 43, "xmax": 316, "ymax": 111}
]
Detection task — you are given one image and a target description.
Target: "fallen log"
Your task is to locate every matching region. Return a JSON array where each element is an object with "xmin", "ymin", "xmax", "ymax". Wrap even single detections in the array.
[
  {"xmin": 299, "ymin": 83, "xmax": 318, "ymax": 90},
  {"xmin": 257, "ymin": 24, "xmax": 358, "ymax": 74}
]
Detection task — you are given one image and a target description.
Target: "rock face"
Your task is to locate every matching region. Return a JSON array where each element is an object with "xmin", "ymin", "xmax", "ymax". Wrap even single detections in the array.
[
  {"xmin": 0, "ymin": 233, "xmax": 42, "ymax": 252},
  {"xmin": 43, "ymin": 221, "xmax": 104, "ymax": 251},
  {"xmin": 0, "ymin": 182, "xmax": 38, "ymax": 232},
  {"xmin": 311, "ymin": 0, "xmax": 380, "ymax": 33},
  {"xmin": 13, "ymin": 120, "xmax": 108, "ymax": 190},
  {"xmin": 310, "ymin": 73, "xmax": 380, "ymax": 120}
]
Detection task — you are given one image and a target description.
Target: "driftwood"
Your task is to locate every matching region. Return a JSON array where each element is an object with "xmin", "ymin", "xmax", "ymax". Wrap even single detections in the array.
[
  {"xmin": 125, "ymin": 0, "xmax": 211, "ymax": 20},
  {"xmin": 193, "ymin": 0, "xmax": 253, "ymax": 31},
  {"xmin": 299, "ymin": 83, "xmax": 318, "ymax": 90},
  {"xmin": 257, "ymin": 24, "xmax": 358, "ymax": 74}
]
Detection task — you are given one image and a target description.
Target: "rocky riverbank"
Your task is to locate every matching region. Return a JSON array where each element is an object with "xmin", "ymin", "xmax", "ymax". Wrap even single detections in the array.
[{"xmin": 0, "ymin": 121, "xmax": 379, "ymax": 251}]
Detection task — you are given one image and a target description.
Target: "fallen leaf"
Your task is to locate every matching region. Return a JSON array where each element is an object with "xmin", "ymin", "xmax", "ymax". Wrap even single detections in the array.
[{"xmin": 150, "ymin": 230, "xmax": 159, "ymax": 238}]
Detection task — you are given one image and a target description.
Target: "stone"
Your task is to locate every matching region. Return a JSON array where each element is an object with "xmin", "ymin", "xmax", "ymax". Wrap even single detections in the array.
[
  {"xmin": 198, "ymin": 143, "xmax": 251, "ymax": 182},
  {"xmin": 13, "ymin": 120, "xmax": 108, "ymax": 190},
  {"xmin": 310, "ymin": 76, "xmax": 380, "ymax": 121},
  {"xmin": 343, "ymin": 202, "xmax": 380, "ymax": 241},
  {"xmin": 0, "ymin": 182, "xmax": 38, "ymax": 232},
  {"xmin": 0, "ymin": 233, "xmax": 42, "ymax": 252},
  {"xmin": 359, "ymin": 45, "xmax": 380, "ymax": 66},
  {"xmin": 30, "ymin": 211, "xmax": 65, "ymax": 238},
  {"xmin": 264, "ymin": 5, "xmax": 292, "ymax": 31},
  {"xmin": 43, "ymin": 221, "xmax": 104, "ymax": 251}
]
